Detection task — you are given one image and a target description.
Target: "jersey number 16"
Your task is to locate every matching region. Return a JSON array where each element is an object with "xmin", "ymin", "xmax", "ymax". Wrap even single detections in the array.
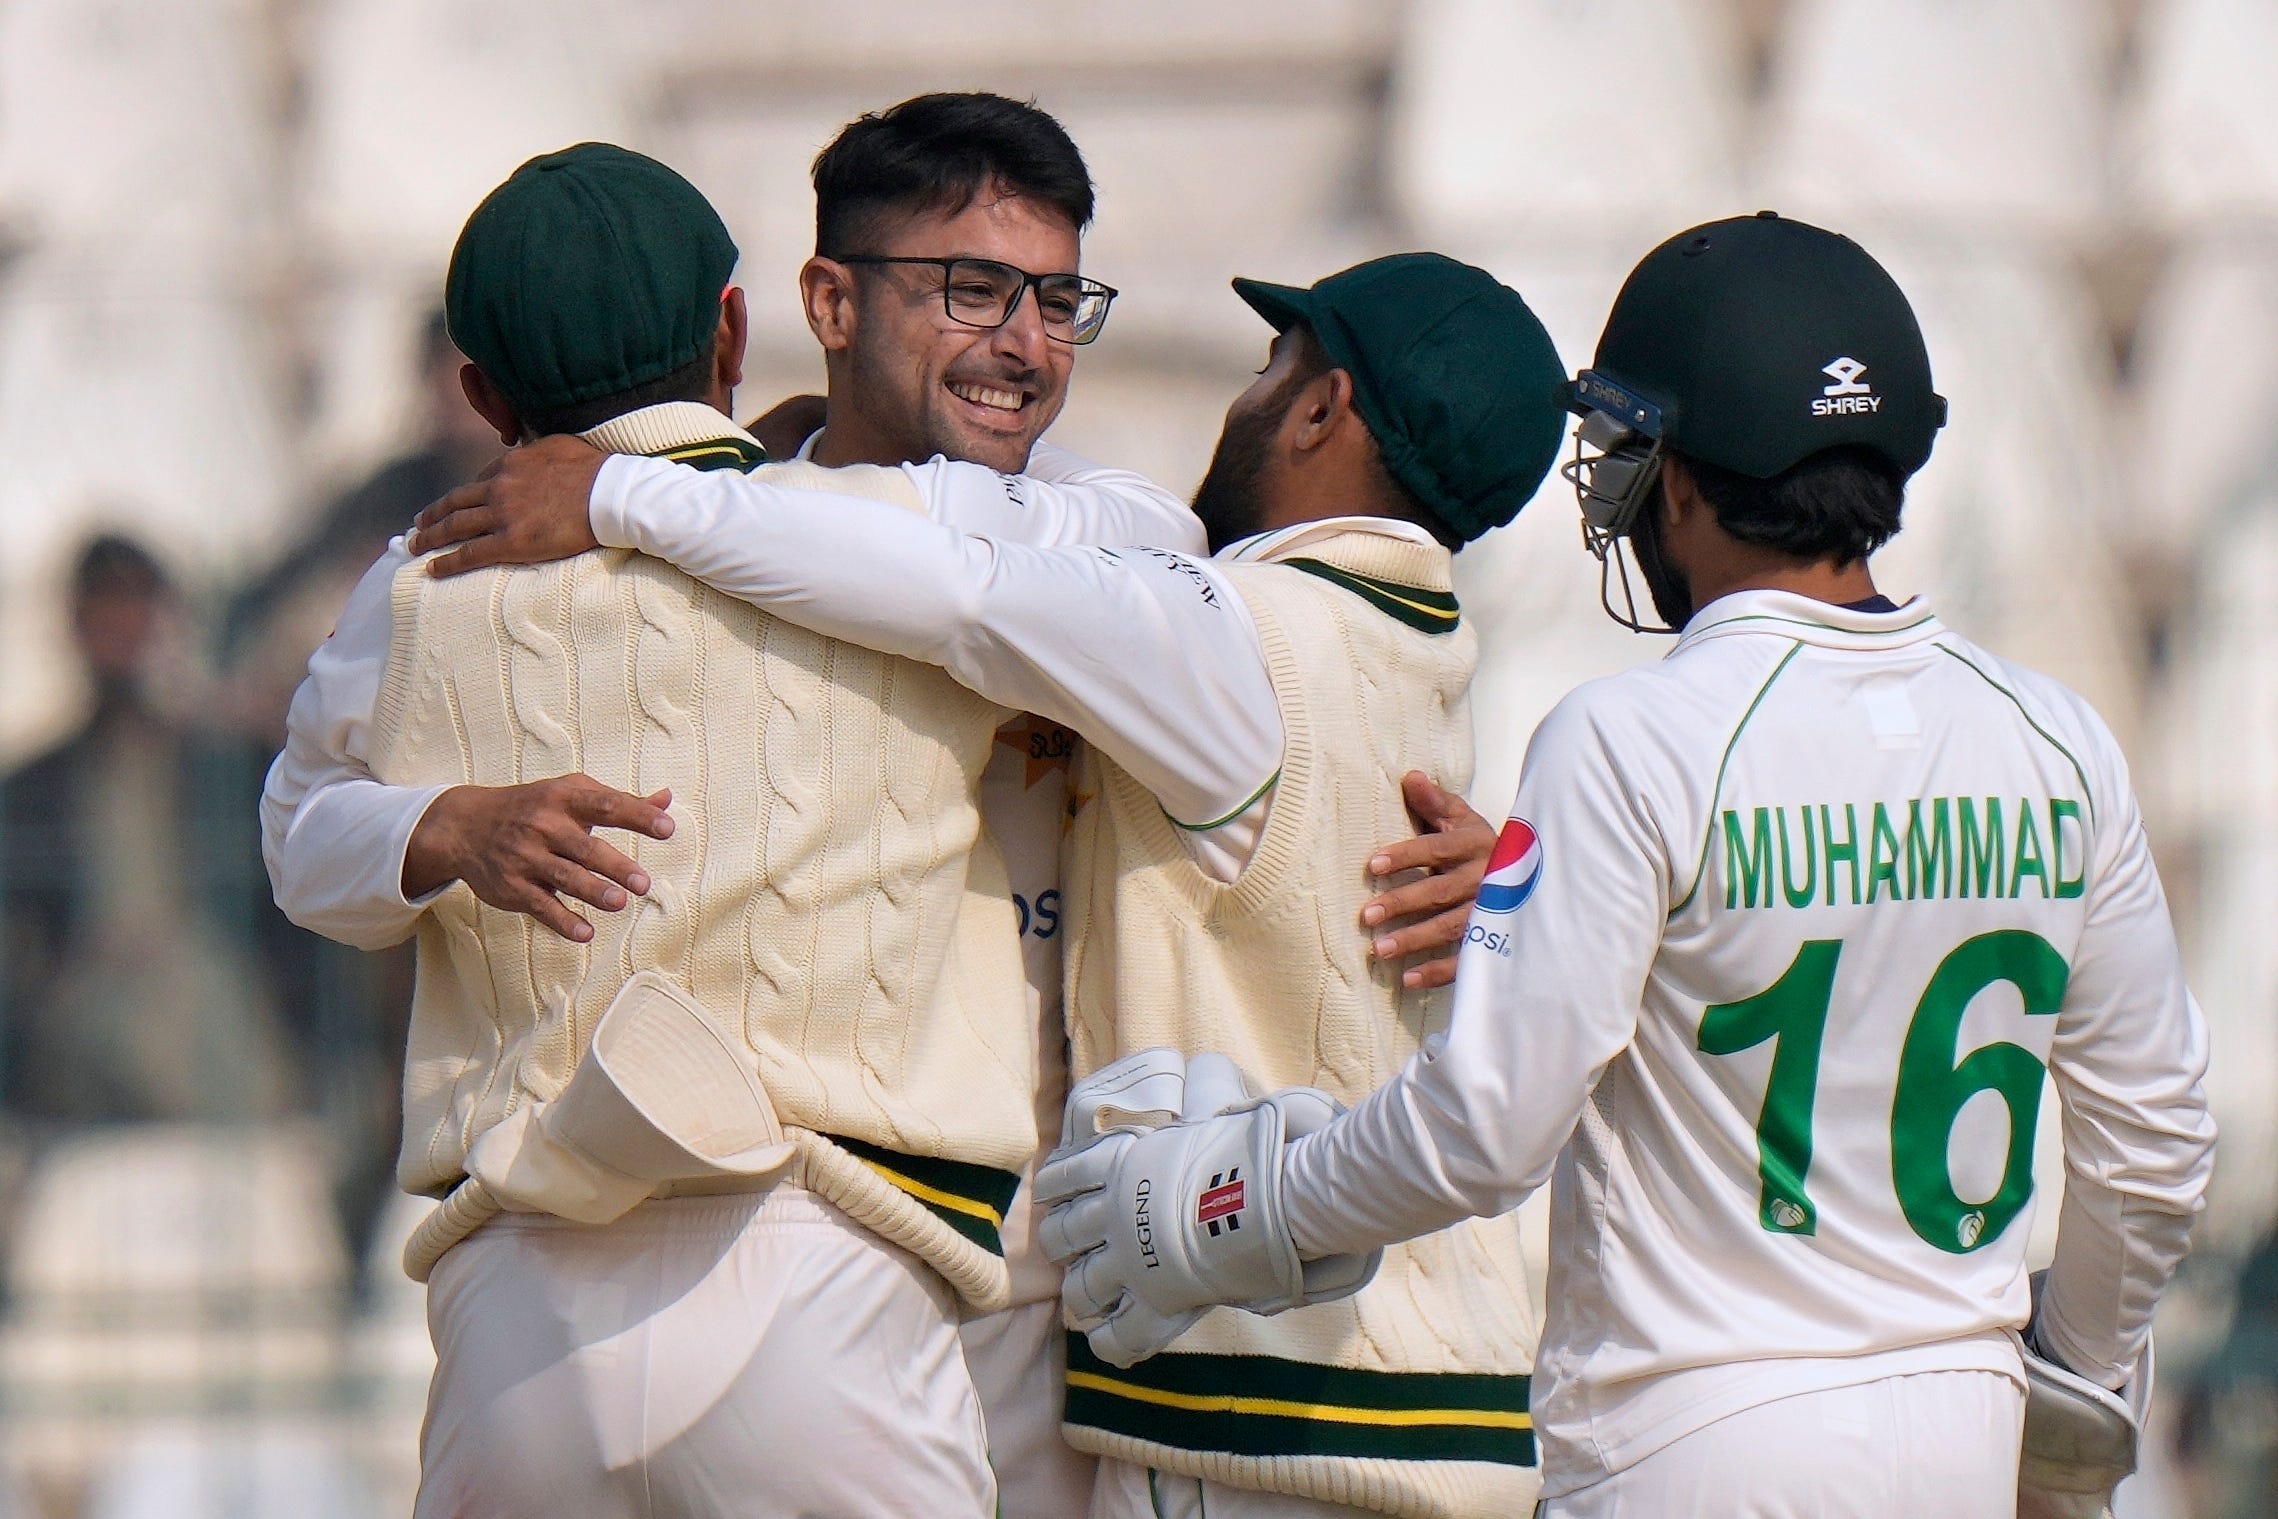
[{"xmin": 1698, "ymin": 929, "xmax": 2066, "ymax": 1254}]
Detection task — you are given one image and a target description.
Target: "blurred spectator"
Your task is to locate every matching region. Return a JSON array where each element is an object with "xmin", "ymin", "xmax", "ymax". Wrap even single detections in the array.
[
  {"xmin": 222, "ymin": 310, "xmax": 498, "ymax": 742},
  {"xmin": 0, "ymin": 534, "xmax": 290, "ymax": 1127}
]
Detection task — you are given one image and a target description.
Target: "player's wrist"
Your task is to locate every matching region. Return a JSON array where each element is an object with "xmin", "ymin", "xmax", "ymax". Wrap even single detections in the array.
[{"xmin": 402, "ymin": 784, "xmax": 479, "ymax": 899}]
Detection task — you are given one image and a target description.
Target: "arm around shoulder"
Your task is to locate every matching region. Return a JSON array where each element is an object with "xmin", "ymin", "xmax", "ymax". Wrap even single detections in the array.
[{"xmin": 906, "ymin": 446, "xmax": 1205, "ymax": 552}]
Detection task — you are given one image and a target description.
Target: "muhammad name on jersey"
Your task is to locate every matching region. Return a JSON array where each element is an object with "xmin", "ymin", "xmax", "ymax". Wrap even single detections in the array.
[{"xmin": 1720, "ymin": 795, "xmax": 2086, "ymax": 911}]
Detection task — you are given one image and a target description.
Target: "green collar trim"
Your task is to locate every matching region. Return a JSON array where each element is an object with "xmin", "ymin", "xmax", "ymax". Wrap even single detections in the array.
[
  {"xmin": 1691, "ymin": 610, "xmax": 1938, "ymax": 639},
  {"xmin": 648, "ymin": 436, "xmax": 769, "ymax": 473},
  {"xmin": 1671, "ymin": 640, "xmax": 1805, "ymax": 917},
  {"xmin": 1163, "ymin": 769, "xmax": 1280, "ymax": 833},
  {"xmin": 1283, "ymin": 557, "xmax": 1460, "ymax": 635},
  {"xmin": 1064, "ymin": 1335, "xmax": 1535, "ymax": 1467},
  {"xmin": 1933, "ymin": 644, "xmax": 2097, "ymax": 824}
]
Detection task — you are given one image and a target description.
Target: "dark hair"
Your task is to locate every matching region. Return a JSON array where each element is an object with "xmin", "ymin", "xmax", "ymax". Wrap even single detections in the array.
[
  {"xmin": 1281, "ymin": 323, "xmax": 1462, "ymax": 551},
  {"xmin": 515, "ymin": 349, "xmax": 715, "ymax": 438},
  {"xmin": 1676, "ymin": 445, "xmax": 1905, "ymax": 565},
  {"xmin": 812, "ymin": 92, "xmax": 1094, "ymax": 256},
  {"xmin": 73, "ymin": 533, "xmax": 171, "ymax": 599}
]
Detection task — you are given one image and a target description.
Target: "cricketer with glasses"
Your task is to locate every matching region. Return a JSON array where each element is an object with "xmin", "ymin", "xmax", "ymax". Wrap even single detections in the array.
[
  {"xmin": 407, "ymin": 250, "xmax": 1566, "ymax": 1519},
  {"xmin": 268, "ymin": 96, "xmax": 1494, "ymax": 1517},
  {"xmin": 264, "ymin": 134, "xmax": 1200, "ymax": 1514}
]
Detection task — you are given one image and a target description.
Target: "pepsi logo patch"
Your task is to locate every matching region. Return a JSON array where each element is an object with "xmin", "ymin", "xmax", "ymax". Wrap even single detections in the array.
[
  {"xmin": 1475, "ymin": 819, "xmax": 1544, "ymax": 914},
  {"xmin": 1197, "ymin": 1169, "xmax": 1245, "ymax": 1237}
]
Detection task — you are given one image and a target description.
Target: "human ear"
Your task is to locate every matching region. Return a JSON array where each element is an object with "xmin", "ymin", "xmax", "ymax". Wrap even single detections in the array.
[
  {"xmin": 1658, "ymin": 452, "xmax": 1697, "ymax": 529},
  {"xmin": 800, "ymin": 258, "xmax": 856, "ymax": 353},
  {"xmin": 715, "ymin": 286, "xmax": 749, "ymax": 392},
  {"xmin": 1289, "ymin": 367, "xmax": 1353, "ymax": 454}
]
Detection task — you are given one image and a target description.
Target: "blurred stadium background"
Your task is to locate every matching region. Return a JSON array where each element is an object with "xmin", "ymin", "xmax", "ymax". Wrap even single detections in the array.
[{"xmin": 0, "ymin": 0, "xmax": 2271, "ymax": 1512}]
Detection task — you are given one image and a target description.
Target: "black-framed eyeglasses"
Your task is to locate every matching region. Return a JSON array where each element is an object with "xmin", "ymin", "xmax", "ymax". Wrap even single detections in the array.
[{"xmin": 832, "ymin": 255, "xmax": 1118, "ymax": 345}]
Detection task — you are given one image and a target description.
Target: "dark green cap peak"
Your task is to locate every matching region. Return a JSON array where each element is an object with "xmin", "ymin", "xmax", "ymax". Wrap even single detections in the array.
[
  {"xmin": 1578, "ymin": 211, "xmax": 1945, "ymax": 480},
  {"xmin": 1231, "ymin": 252, "xmax": 1567, "ymax": 544},
  {"xmin": 445, "ymin": 142, "xmax": 738, "ymax": 419}
]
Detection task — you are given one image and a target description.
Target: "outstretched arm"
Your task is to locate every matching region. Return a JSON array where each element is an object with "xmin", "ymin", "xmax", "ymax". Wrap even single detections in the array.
[
  {"xmin": 1281, "ymin": 691, "xmax": 1666, "ymax": 1256},
  {"xmin": 578, "ymin": 454, "xmax": 1281, "ymax": 833},
  {"xmin": 971, "ymin": 437, "xmax": 1206, "ymax": 552},
  {"xmin": 1038, "ymin": 686, "xmax": 1669, "ymax": 1354},
  {"xmin": 408, "ymin": 435, "xmax": 1485, "ymax": 934},
  {"xmin": 407, "ymin": 434, "xmax": 1204, "ymax": 576}
]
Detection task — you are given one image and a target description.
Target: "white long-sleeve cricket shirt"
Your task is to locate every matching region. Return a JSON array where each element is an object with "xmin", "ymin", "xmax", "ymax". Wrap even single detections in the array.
[
  {"xmin": 1271, "ymin": 588, "xmax": 2215, "ymax": 1494},
  {"xmin": 259, "ymin": 409, "xmax": 1212, "ymax": 949}
]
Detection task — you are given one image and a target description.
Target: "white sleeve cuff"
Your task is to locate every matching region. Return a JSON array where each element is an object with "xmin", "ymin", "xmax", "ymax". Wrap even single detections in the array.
[
  {"xmin": 281, "ymin": 778, "xmax": 456, "ymax": 948},
  {"xmin": 395, "ymin": 784, "xmax": 458, "ymax": 911},
  {"xmin": 589, "ymin": 451, "xmax": 654, "ymax": 550}
]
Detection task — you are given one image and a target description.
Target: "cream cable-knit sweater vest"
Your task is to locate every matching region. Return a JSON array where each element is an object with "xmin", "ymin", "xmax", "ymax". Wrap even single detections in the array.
[
  {"xmin": 370, "ymin": 407, "xmax": 1034, "ymax": 1308},
  {"xmin": 1062, "ymin": 525, "xmax": 1540, "ymax": 1519}
]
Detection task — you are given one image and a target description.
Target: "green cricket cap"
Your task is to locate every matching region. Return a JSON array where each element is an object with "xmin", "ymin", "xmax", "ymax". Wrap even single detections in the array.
[
  {"xmin": 445, "ymin": 142, "xmax": 738, "ymax": 418},
  {"xmin": 1231, "ymin": 252, "xmax": 1567, "ymax": 544},
  {"xmin": 1574, "ymin": 211, "xmax": 1945, "ymax": 479}
]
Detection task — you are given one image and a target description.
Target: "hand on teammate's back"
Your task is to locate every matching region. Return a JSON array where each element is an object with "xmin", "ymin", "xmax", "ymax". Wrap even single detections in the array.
[
  {"xmin": 402, "ymin": 776, "xmax": 675, "ymax": 943},
  {"xmin": 1361, "ymin": 771, "xmax": 1495, "ymax": 990},
  {"xmin": 409, "ymin": 434, "xmax": 608, "ymax": 577}
]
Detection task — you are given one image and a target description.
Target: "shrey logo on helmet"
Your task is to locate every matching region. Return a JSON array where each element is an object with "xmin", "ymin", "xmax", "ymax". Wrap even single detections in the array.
[
  {"xmin": 1820, "ymin": 357, "xmax": 1870, "ymax": 395},
  {"xmin": 1475, "ymin": 819, "xmax": 1544, "ymax": 915},
  {"xmin": 1813, "ymin": 356, "xmax": 1881, "ymax": 416}
]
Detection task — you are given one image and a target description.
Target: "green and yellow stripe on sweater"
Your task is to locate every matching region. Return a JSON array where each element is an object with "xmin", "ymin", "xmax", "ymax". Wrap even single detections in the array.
[
  {"xmin": 1282, "ymin": 558, "xmax": 1460, "ymax": 636},
  {"xmin": 829, "ymin": 1134, "xmax": 1023, "ymax": 1256},
  {"xmin": 1065, "ymin": 1337, "xmax": 1534, "ymax": 1467},
  {"xmin": 651, "ymin": 436, "xmax": 769, "ymax": 472}
]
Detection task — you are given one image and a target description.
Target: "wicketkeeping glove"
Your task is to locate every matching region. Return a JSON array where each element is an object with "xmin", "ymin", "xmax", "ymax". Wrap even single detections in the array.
[
  {"xmin": 2017, "ymin": 1272, "xmax": 2150, "ymax": 1519},
  {"xmin": 1035, "ymin": 1047, "xmax": 1381, "ymax": 1369}
]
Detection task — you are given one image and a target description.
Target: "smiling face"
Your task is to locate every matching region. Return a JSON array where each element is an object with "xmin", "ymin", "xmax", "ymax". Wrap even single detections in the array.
[{"xmin": 828, "ymin": 187, "xmax": 1082, "ymax": 472}]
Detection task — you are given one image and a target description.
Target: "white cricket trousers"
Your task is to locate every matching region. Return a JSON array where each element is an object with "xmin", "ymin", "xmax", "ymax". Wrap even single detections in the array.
[
  {"xmin": 414, "ymin": 1186, "xmax": 996, "ymax": 1518},
  {"xmin": 1540, "ymin": 1370, "xmax": 2024, "ymax": 1519},
  {"xmin": 960, "ymin": 1296, "xmax": 1099, "ymax": 1519},
  {"xmin": 1090, "ymin": 1461, "xmax": 1379, "ymax": 1518}
]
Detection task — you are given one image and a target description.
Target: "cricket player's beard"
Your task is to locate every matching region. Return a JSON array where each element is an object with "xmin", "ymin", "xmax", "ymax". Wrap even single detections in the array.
[
  {"xmin": 1191, "ymin": 387, "xmax": 1298, "ymax": 554},
  {"xmin": 1626, "ymin": 500, "xmax": 1696, "ymax": 631}
]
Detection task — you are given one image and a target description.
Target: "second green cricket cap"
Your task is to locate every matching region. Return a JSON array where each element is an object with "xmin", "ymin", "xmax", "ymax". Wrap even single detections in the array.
[
  {"xmin": 445, "ymin": 142, "xmax": 738, "ymax": 417},
  {"xmin": 1231, "ymin": 253, "xmax": 1567, "ymax": 544}
]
